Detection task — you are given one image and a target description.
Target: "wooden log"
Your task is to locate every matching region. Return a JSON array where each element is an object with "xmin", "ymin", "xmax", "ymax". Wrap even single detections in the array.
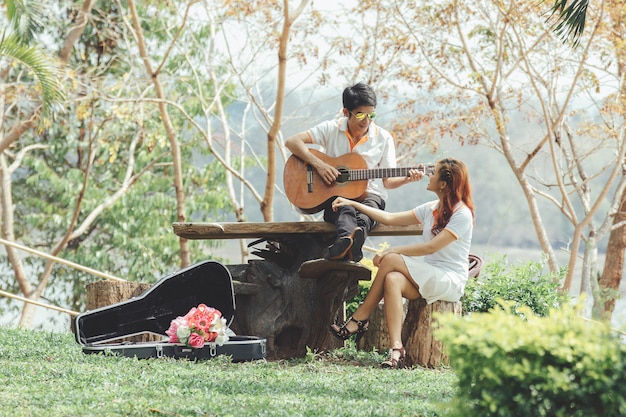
[
  {"xmin": 86, "ymin": 280, "xmax": 151, "ymax": 310},
  {"xmin": 226, "ymin": 260, "xmax": 317, "ymax": 359},
  {"xmin": 358, "ymin": 300, "xmax": 407, "ymax": 353},
  {"xmin": 172, "ymin": 221, "xmax": 423, "ymax": 240},
  {"xmin": 85, "ymin": 280, "xmax": 159, "ymax": 343},
  {"xmin": 307, "ymin": 271, "xmax": 361, "ymax": 354},
  {"xmin": 299, "ymin": 259, "xmax": 371, "ymax": 354},
  {"xmin": 401, "ymin": 298, "xmax": 462, "ymax": 368},
  {"xmin": 225, "ymin": 255, "xmax": 368, "ymax": 359}
]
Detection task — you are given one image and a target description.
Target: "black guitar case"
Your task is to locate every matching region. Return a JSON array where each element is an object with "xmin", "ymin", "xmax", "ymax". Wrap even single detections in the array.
[{"xmin": 74, "ymin": 260, "xmax": 266, "ymax": 362}]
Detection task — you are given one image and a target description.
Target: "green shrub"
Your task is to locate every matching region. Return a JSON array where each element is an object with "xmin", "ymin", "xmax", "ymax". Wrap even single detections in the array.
[
  {"xmin": 349, "ymin": 253, "xmax": 567, "ymax": 319},
  {"xmin": 436, "ymin": 303, "xmax": 626, "ymax": 417},
  {"xmin": 462, "ymin": 254, "xmax": 568, "ymax": 316}
]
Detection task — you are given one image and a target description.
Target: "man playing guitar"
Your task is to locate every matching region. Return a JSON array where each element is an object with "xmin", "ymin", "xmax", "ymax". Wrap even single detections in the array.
[{"xmin": 285, "ymin": 82, "xmax": 424, "ymax": 262}]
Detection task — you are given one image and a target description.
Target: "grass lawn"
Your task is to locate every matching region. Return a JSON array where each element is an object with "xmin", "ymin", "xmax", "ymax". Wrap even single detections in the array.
[{"xmin": 0, "ymin": 327, "xmax": 457, "ymax": 417}]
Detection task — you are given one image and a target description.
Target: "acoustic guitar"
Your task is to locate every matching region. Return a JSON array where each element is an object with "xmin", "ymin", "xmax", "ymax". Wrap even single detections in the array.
[{"xmin": 283, "ymin": 149, "xmax": 435, "ymax": 214}]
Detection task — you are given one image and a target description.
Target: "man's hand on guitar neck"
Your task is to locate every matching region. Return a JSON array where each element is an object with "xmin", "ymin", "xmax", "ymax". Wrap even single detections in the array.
[{"xmin": 404, "ymin": 167, "xmax": 427, "ymax": 183}]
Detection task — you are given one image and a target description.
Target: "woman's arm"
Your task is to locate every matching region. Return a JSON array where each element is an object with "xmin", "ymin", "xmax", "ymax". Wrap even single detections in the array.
[
  {"xmin": 373, "ymin": 228, "xmax": 457, "ymax": 266},
  {"xmin": 331, "ymin": 197, "xmax": 419, "ymax": 226}
]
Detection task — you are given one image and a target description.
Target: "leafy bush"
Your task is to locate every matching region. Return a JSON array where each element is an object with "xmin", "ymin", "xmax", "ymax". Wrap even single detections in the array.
[
  {"xmin": 349, "ymin": 253, "xmax": 567, "ymax": 319},
  {"xmin": 436, "ymin": 303, "xmax": 626, "ymax": 417},
  {"xmin": 462, "ymin": 253, "xmax": 568, "ymax": 316}
]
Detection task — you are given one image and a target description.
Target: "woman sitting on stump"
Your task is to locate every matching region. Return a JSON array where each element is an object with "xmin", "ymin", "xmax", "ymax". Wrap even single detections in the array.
[{"xmin": 329, "ymin": 157, "xmax": 474, "ymax": 369}]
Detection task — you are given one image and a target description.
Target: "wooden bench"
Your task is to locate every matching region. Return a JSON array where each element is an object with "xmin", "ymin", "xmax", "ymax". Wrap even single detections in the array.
[
  {"xmin": 173, "ymin": 221, "xmax": 424, "ymax": 240},
  {"xmin": 173, "ymin": 221, "xmax": 481, "ymax": 366}
]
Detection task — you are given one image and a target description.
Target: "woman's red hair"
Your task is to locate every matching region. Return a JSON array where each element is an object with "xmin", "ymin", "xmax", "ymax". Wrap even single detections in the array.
[{"xmin": 431, "ymin": 158, "xmax": 474, "ymax": 235}]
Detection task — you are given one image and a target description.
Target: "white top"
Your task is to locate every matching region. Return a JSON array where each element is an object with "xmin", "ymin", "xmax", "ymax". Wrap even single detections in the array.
[
  {"xmin": 413, "ymin": 200, "xmax": 474, "ymax": 281},
  {"xmin": 306, "ymin": 118, "xmax": 397, "ymax": 199}
]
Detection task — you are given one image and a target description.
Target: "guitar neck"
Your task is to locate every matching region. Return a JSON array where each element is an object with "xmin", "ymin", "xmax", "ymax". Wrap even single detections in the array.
[
  {"xmin": 349, "ymin": 166, "xmax": 434, "ymax": 181},
  {"xmin": 283, "ymin": 150, "xmax": 436, "ymax": 213}
]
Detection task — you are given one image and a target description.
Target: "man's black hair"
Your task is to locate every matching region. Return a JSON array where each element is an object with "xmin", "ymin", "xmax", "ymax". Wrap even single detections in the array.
[{"xmin": 342, "ymin": 82, "xmax": 377, "ymax": 111}]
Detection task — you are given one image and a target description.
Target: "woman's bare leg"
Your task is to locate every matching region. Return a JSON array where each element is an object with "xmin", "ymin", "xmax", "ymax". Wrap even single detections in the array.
[
  {"xmin": 383, "ymin": 270, "xmax": 421, "ymax": 350},
  {"xmin": 331, "ymin": 253, "xmax": 417, "ymax": 334}
]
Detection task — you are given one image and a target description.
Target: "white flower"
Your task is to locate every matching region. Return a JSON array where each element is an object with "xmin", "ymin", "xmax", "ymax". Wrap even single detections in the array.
[
  {"xmin": 214, "ymin": 333, "xmax": 229, "ymax": 346},
  {"xmin": 176, "ymin": 324, "xmax": 191, "ymax": 341}
]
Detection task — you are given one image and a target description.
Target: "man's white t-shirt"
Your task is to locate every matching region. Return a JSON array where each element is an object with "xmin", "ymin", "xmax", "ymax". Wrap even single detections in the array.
[{"xmin": 306, "ymin": 118, "xmax": 397, "ymax": 200}]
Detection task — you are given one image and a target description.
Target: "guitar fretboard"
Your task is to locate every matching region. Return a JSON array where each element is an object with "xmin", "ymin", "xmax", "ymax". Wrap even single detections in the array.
[{"xmin": 348, "ymin": 166, "xmax": 435, "ymax": 181}]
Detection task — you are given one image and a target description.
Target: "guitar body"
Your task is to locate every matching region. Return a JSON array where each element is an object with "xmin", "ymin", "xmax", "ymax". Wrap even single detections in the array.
[{"xmin": 283, "ymin": 149, "xmax": 368, "ymax": 214}]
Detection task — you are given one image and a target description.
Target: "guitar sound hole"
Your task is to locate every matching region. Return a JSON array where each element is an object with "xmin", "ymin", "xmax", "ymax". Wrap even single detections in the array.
[{"xmin": 336, "ymin": 168, "xmax": 350, "ymax": 184}]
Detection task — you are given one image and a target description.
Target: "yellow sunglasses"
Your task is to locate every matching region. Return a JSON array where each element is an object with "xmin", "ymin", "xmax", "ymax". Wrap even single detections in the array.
[{"xmin": 350, "ymin": 111, "xmax": 376, "ymax": 121}]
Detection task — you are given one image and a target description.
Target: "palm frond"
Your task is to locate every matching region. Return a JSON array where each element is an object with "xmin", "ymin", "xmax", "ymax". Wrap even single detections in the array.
[
  {"xmin": 546, "ymin": 0, "xmax": 588, "ymax": 46},
  {"xmin": 6, "ymin": 0, "xmax": 47, "ymax": 42},
  {"xmin": 0, "ymin": 32, "xmax": 65, "ymax": 123}
]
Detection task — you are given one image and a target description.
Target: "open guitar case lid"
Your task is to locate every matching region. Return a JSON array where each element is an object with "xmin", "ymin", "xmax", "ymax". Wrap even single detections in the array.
[{"xmin": 74, "ymin": 260, "xmax": 266, "ymax": 362}]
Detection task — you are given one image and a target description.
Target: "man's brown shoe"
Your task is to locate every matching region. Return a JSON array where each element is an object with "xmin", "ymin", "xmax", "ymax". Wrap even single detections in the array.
[
  {"xmin": 327, "ymin": 236, "xmax": 353, "ymax": 260},
  {"xmin": 350, "ymin": 227, "xmax": 365, "ymax": 262}
]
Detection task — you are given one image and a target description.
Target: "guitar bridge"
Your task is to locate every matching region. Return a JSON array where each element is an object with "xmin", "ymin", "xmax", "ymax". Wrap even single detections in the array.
[{"xmin": 307, "ymin": 165, "xmax": 314, "ymax": 192}]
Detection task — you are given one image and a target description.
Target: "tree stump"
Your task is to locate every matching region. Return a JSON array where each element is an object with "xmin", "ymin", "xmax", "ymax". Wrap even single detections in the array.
[
  {"xmin": 85, "ymin": 280, "xmax": 159, "ymax": 343},
  {"xmin": 401, "ymin": 298, "xmax": 462, "ymax": 368},
  {"xmin": 85, "ymin": 280, "xmax": 151, "ymax": 310},
  {"xmin": 227, "ymin": 258, "xmax": 368, "ymax": 360},
  {"xmin": 357, "ymin": 300, "xmax": 407, "ymax": 353}
]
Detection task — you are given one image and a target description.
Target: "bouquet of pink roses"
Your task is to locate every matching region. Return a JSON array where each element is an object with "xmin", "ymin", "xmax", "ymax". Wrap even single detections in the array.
[{"xmin": 166, "ymin": 303, "xmax": 229, "ymax": 348}]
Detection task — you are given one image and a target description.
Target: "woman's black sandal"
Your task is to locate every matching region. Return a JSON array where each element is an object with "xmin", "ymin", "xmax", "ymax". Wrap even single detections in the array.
[
  {"xmin": 381, "ymin": 347, "xmax": 406, "ymax": 369},
  {"xmin": 329, "ymin": 316, "xmax": 369, "ymax": 343}
]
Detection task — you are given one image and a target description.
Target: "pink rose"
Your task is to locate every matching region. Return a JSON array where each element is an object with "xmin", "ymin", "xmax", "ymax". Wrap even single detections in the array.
[
  {"xmin": 187, "ymin": 332, "xmax": 205, "ymax": 348},
  {"xmin": 166, "ymin": 316, "xmax": 187, "ymax": 343},
  {"xmin": 168, "ymin": 305, "xmax": 227, "ymax": 348},
  {"xmin": 190, "ymin": 312, "xmax": 213, "ymax": 334},
  {"xmin": 189, "ymin": 307, "xmax": 222, "ymax": 337}
]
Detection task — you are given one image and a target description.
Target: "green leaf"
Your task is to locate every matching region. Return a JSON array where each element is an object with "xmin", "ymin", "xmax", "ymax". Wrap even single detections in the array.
[
  {"xmin": 546, "ymin": 0, "xmax": 588, "ymax": 46},
  {"xmin": 0, "ymin": 32, "xmax": 65, "ymax": 123}
]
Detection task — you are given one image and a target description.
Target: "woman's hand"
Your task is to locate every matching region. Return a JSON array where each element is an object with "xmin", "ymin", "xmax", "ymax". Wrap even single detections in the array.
[
  {"xmin": 331, "ymin": 197, "xmax": 353, "ymax": 212},
  {"xmin": 373, "ymin": 249, "xmax": 390, "ymax": 267}
]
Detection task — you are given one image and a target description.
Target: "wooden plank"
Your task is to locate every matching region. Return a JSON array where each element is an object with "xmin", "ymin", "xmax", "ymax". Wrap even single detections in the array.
[
  {"xmin": 298, "ymin": 259, "xmax": 372, "ymax": 281},
  {"xmin": 172, "ymin": 221, "xmax": 423, "ymax": 240}
]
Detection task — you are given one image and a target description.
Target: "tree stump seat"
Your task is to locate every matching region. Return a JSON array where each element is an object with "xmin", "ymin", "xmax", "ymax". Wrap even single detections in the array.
[
  {"xmin": 402, "ymin": 298, "xmax": 463, "ymax": 368},
  {"xmin": 85, "ymin": 280, "xmax": 159, "ymax": 344}
]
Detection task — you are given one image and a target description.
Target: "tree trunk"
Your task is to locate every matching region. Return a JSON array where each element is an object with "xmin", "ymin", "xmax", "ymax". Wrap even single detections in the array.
[
  {"xmin": 127, "ymin": 0, "xmax": 189, "ymax": 267},
  {"xmin": 358, "ymin": 301, "xmax": 407, "ymax": 353},
  {"xmin": 1, "ymin": 156, "xmax": 37, "ymax": 327},
  {"xmin": 85, "ymin": 280, "xmax": 157, "ymax": 343},
  {"xmin": 230, "ymin": 254, "xmax": 368, "ymax": 360},
  {"xmin": 401, "ymin": 298, "xmax": 462, "ymax": 368},
  {"xmin": 595, "ymin": 190, "xmax": 626, "ymax": 321},
  {"xmin": 596, "ymin": 4, "xmax": 626, "ymax": 321},
  {"xmin": 260, "ymin": 1, "xmax": 309, "ymax": 223}
]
